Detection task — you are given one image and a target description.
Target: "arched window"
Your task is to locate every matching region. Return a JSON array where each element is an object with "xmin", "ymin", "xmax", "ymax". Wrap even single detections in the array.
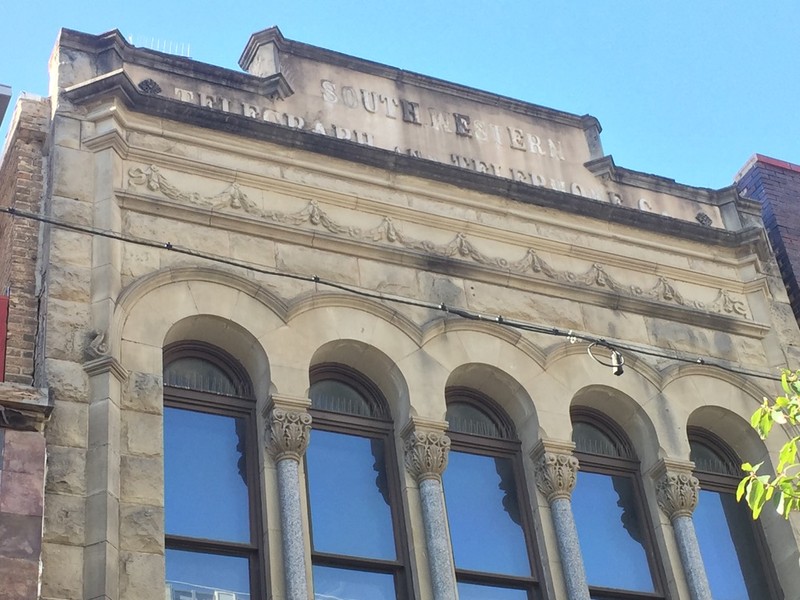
[
  {"xmin": 571, "ymin": 408, "xmax": 664, "ymax": 599},
  {"xmin": 689, "ymin": 428, "xmax": 781, "ymax": 600},
  {"xmin": 443, "ymin": 388, "xmax": 539, "ymax": 599},
  {"xmin": 163, "ymin": 342, "xmax": 263, "ymax": 600},
  {"xmin": 305, "ymin": 364, "xmax": 409, "ymax": 600}
]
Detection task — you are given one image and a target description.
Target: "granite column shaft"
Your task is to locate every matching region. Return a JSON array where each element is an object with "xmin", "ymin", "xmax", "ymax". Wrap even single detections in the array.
[
  {"xmin": 533, "ymin": 443, "xmax": 591, "ymax": 600},
  {"xmin": 403, "ymin": 424, "xmax": 458, "ymax": 600},
  {"xmin": 655, "ymin": 466, "xmax": 712, "ymax": 600},
  {"xmin": 267, "ymin": 403, "xmax": 313, "ymax": 600}
]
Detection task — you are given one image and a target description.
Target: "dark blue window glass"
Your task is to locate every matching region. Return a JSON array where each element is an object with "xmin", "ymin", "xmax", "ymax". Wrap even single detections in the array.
[
  {"xmin": 306, "ymin": 429, "xmax": 396, "ymax": 559},
  {"xmin": 572, "ymin": 471, "xmax": 654, "ymax": 592},
  {"xmin": 443, "ymin": 450, "xmax": 530, "ymax": 576},
  {"xmin": 694, "ymin": 489, "xmax": 770, "ymax": 600},
  {"xmin": 164, "ymin": 406, "xmax": 250, "ymax": 542},
  {"xmin": 312, "ymin": 565, "xmax": 396, "ymax": 600},
  {"xmin": 165, "ymin": 549, "xmax": 250, "ymax": 600}
]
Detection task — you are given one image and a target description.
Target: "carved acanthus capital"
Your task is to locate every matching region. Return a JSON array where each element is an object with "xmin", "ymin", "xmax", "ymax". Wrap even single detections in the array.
[
  {"xmin": 534, "ymin": 451, "xmax": 580, "ymax": 502},
  {"xmin": 404, "ymin": 429, "xmax": 451, "ymax": 482},
  {"xmin": 656, "ymin": 470, "xmax": 700, "ymax": 520},
  {"xmin": 267, "ymin": 408, "xmax": 312, "ymax": 462}
]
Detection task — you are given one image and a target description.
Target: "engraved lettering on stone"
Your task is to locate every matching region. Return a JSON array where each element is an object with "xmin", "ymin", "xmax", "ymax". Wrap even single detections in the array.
[
  {"xmin": 656, "ymin": 470, "xmax": 700, "ymax": 519},
  {"xmin": 453, "ymin": 113, "xmax": 471, "ymax": 137},
  {"xmin": 137, "ymin": 79, "xmax": 162, "ymax": 95},
  {"xmin": 127, "ymin": 166, "xmax": 753, "ymax": 320},
  {"xmin": 404, "ymin": 430, "xmax": 451, "ymax": 482},
  {"xmin": 534, "ymin": 451, "xmax": 579, "ymax": 502},
  {"xmin": 267, "ymin": 408, "xmax": 312, "ymax": 461}
]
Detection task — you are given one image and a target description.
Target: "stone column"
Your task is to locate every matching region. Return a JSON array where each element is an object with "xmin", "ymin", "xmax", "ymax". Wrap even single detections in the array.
[
  {"xmin": 532, "ymin": 440, "xmax": 591, "ymax": 600},
  {"xmin": 266, "ymin": 395, "xmax": 313, "ymax": 600},
  {"xmin": 654, "ymin": 460, "xmax": 712, "ymax": 600},
  {"xmin": 402, "ymin": 418, "xmax": 458, "ymax": 600}
]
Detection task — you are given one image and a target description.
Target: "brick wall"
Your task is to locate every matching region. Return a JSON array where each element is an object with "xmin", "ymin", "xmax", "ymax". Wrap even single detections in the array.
[
  {"xmin": 737, "ymin": 155, "xmax": 800, "ymax": 322},
  {"xmin": 0, "ymin": 97, "xmax": 50, "ymax": 385}
]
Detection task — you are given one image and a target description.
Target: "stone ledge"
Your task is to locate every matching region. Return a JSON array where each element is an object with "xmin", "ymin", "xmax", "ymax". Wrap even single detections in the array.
[{"xmin": 0, "ymin": 382, "xmax": 52, "ymax": 431}]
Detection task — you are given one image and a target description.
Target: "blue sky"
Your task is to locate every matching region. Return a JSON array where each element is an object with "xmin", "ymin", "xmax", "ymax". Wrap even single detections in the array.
[{"xmin": 1, "ymin": 1, "xmax": 798, "ymax": 189}]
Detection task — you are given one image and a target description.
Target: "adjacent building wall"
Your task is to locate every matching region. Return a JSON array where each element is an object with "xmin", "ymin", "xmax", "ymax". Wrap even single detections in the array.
[
  {"xmin": 0, "ymin": 95, "xmax": 52, "ymax": 600},
  {"xmin": 737, "ymin": 155, "xmax": 800, "ymax": 322}
]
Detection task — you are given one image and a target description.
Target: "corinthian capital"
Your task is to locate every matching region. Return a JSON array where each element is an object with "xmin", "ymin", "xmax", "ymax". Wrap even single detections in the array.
[
  {"xmin": 656, "ymin": 469, "xmax": 700, "ymax": 520},
  {"xmin": 402, "ymin": 419, "xmax": 451, "ymax": 482},
  {"xmin": 267, "ymin": 408, "xmax": 312, "ymax": 462},
  {"xmin": 534, "ymin": 450, "xmax": 579, "ymax": 503}
]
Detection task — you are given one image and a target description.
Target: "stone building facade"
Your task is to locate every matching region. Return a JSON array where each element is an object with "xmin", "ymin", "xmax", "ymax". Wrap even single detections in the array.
[{"xmin": 2, "ymin": 27, "xmax": 800, "ymax": 600}]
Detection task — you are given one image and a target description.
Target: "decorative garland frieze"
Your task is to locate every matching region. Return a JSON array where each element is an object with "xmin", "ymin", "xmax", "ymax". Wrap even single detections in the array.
[{"xmin": 127, "ymin": 164, "xmax": 751, "ymax": 319}]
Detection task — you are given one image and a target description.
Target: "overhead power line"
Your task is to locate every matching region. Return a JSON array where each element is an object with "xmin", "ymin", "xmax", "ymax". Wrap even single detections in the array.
[{"xmin": 0, "ymin": 205, "xmax": 784, "ymax": 383}]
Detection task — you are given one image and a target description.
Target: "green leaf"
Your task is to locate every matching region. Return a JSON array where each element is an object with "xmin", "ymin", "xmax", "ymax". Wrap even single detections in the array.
[
  {"xmin": 777, "ymin": 491, "xmax": 786, "ymax": 517},
  {"xmin": 737, "ymin": 477, "xmax": 748, "ymax": 501},
  {"xmin": 752, "ymin": 408, "xmax": 764, "ymax": 429},
  {"xmin": 747, "ymin": 478, "xmax": 766, "ymax": 518},
  {"xmin": 778, "ymin": 441, "xmax": 798, "ymax": 472}
]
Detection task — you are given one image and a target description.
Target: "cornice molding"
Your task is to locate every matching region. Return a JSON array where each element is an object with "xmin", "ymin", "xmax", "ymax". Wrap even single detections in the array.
[{"xmin": 60, "ymin": 75, "xmax": 765, "ymax": 253}]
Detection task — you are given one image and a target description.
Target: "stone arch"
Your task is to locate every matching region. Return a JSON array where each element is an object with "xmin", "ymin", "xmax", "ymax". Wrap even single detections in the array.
[
  {"xmin": 539, "ymin": 349, "xmax": 663, "ymax": 461},
  {"xmin": 570, "ymin": 385, "xmax": 661, "ymax": 470},
  {"xmin": 115, "ymin": 267, "xmax": 288, "ymax": 401},
  {"xmin": 420, "ymin": 326, "xmax": 544, "ymax": 448},
  {"xmin": 661, "ymin": 370, "xmax": 785, "ymax": 463},
  {"xmin": 308, "ymin": 339, "xmax": 411, "ymax": 424},
  {"xmin": 444, "ymin": 363, "xmax": 537, "ymax": 447},
  {"xmin": 163, "ymin": 315, "xmax": 271, "ymax": 401}
]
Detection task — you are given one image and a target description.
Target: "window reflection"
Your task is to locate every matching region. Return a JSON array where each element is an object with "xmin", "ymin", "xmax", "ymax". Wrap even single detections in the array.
[
  {"xmin": 166, "ymin": 549, "xmax": 250, "ymax": 600},
  {"xmin": 444, "ymin": 451, "xmax": 530, "ymax": 576},
  {"xmin": 690, "ymin": 432, "xmax": 779, "ymax": 600},
  {"xmin": 694, "ymin": 489, "xmax": 769, "ymax": 599},
  {"xmin": 163, "ymin": 343, "xmax": 259, "ymax": 599},
  {"xmin": 457, "ymin": 581, "xmax": 529, "ymax": 600},
  {"xmin": 306, "ymin": 430, "xmax": 396, "ymax": 559},
  {"xmin": 313, "ymin": 565, "xmax": 396, "ymax": 600},
  {"xmin": 164, "ymin": 407, "xmax": 250, "ymax": 542},
  {"xmin": 307, "ymin": 368, "xmax": 406, "ymax": 599},
  {"xmin": 571, "ymin": 411, "xmax": 661, "ymax": 599},
  {"xmin": 572, "ymin": 471, "xmax": 654, "ymax": 592},
  {"xmin": 445, "ymin": 392, "xmax": 537, "ymax": 597}
]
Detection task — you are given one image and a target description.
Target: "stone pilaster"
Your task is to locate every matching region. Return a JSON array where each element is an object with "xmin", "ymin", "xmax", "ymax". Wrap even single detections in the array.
[
  {"xmin": 401, "ymin": 417, "xmax": 456, "ymax": 600},
  {"xmin": 264, "ymin": 394, "xmax": 312, "ymax": 600},
  {"xmin": 652, "ymin": 459, "xmax": 712, "ymax": 600},
  {"xmin": 531, "ymin": 439, "xmax": 590, "ymax": 600}
]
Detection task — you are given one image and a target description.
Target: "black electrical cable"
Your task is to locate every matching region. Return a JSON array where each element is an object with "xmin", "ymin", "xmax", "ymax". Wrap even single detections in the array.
[{"xmin": 0, "ymin": 206, "xmax": 782, "ymax": 382}]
